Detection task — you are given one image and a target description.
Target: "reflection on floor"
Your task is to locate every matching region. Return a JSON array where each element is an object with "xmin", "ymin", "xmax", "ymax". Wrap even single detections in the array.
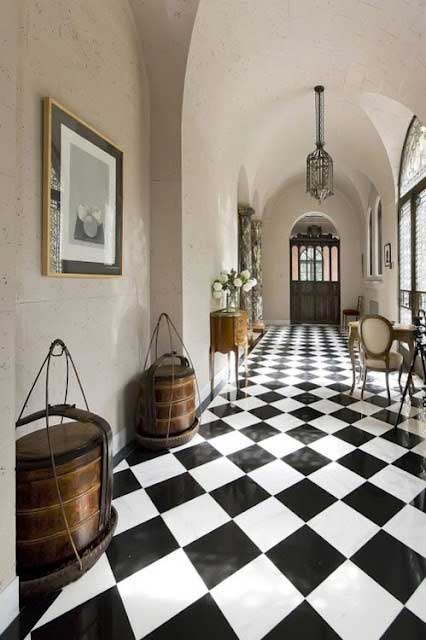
[{"xmin": 6, "ymin": 326, "xmax": 426, "ymax": 640}]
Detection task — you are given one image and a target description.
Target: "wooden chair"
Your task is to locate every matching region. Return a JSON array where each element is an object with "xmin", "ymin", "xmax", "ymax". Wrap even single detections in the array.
[
  {"xmin": 359, "ymin": 314, "xmax": 403, "ymax": 401},
  {"xmin": 342, "ymin": 296, "xmax": 363, "ymax": 328}
]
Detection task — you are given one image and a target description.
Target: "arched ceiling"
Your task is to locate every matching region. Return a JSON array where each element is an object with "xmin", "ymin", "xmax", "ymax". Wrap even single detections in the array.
[{"xmin": 184, "ymin": 0, "xmax": 426, "ymax": 213}]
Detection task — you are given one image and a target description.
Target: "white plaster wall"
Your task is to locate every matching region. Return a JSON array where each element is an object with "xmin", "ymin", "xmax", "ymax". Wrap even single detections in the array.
[
  {"xmin": 0, "ymin": 0, "xmax": 18, "ymax": 613},
  {"xmin": 0, "ymin": 0, "xmax": 150, "ymax": 617},
  {"xmin": 263, "ymin": 182, "xmax": 363, "ymax": 324},
  {"xmin": 15, "ymin": 0, "xmax": 150, "ymax": 446}
]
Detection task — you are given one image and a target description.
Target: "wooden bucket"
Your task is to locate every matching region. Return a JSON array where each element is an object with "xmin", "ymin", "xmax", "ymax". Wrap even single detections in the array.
[
  {"xmin": 136, "ymin": 354, "xmax": 198, "ymax": 449},
  {"xmin": 16, "ymin": 421, "xmax": 104, "ymax": 571}
]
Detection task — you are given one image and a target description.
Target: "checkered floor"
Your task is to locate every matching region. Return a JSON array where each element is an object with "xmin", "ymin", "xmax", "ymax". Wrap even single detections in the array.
[{"xmin": 10, "ymin": 326, "xmax": 426, "ymax": 640}]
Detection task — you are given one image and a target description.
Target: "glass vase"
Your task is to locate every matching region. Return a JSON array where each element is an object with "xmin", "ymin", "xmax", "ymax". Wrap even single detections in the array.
[{"xmin": 226, "ymin": 288, "xmax": 240, "ymax": 312}]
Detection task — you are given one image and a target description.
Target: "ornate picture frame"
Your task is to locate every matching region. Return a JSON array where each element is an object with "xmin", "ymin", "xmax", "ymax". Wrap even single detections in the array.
[{"xmin": 42, "ymin": 98, "xmax": 123, "ymax": 277}]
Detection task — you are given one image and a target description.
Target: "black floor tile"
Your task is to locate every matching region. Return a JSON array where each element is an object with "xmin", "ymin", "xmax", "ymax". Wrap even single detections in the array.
[
  {"xmin": 113, "ymin": 469, "xmax": 142, "ymax": 500},
  {"xmin": 352, "ymin": 530, "xmax": 426, "ymax": 603},
  {"xmin": 267, "ymin": 525, "xmax": 345, "ymax": 596},
  {"xmin": 381, "ymin": 429, "xmax": 424, "ymax": 449},
  {"xmin": 248, "ymin": 405, "xmax": 282, "ymax": 420},
  {"xmin": 264, "ymin": 600, "xmax": 340, "ymax": 639},
  {"xmin": 381, "ymin": 608, "xmax": 426, "ymax": 639},
  {"xmin": 126, "ymin": 447, "xmax": 167, "ymax": 467},
  {"xmin": 326, "ymin": 383, "xmax": 351, "ymax": 392},
  {"xmin": 146, "ymin": 473, "xmax": 205, "ymax": 512},
  {"xmin": 107, "ymin": 516, "xmax": 179, "ymax": 582},
  {"xmin": 174, "ymin": 442, "xmax": 221, "ymax": 470},
  {"xmin": 368, "ymin": 394, "xmax": 393, "ymax": 408},
  {"xmin": 338, "ymin": 449, "xmax": 387, "ymax": 479},
  {"xmin": 256, "ymin": 391, "xmax": 286, "ymax": 403},
  {"xmin": 286, "ymin": 424, "xmax": 327, "ymax": 445},
  {"xmin": 220, "ymin": 390, "xmax": 248, "ymax": 402},
  {"xmin": 411, "ymin": 488, "xmax": 426, "ymax": 513},
  {"xmin": 343, "ymin": 482, "xmax": 404, "ymax": 526},
  {"xmin": 334, "ymin": 426, "xmax": 375, "ymax": 447},
  {"xmin": 296, "ymin": 382, "xmax": 321, "ymax": 391},
  {"xmin": 292, "ymin": 392, "xmax": 322, "ymax": 405},
  {"xmin": 210, "ymin": 403, "xmax": 243, "ymax": 418},
  {"xmin": 227, "ymin": 444, "xmax": 276, "ymax": 473},
  {"xmin": 199, "ymin": 419, "xmax": 234, "ymax": 440},
  {"xmin": 373, "ymin": 410, "xmax": 406, "ymax": 427},
  {"xmin": 240, "ymin": 422, "xmax": 280, "ymax": 443},
  {"xmin": 211, "ymin": 475, "xmax": 269, "ymax": 517},
  {"xmin": 331, "ymin": 407, "xmax": 363, "ymax": 424},
  {"xmin": 328, "ymin": 393, "xmax": 357, "ymax": 407},
  {"xmin": 289, "ymin": 407, "xmax": 324, "ymax": 422},
  {"xmin": 392, "ymin": 451, "xmax": 426, "ymax": 478},
  {"xmin": 143, "ymin": 593, "xmax": 238, "ymax": 639},
  {"xmin": 185, "ymin": 521, "xmax": 260, "ymax": 589},
  {"xmin": 282, "ymin": 447, "xmax": 331, "ymax": 476},
  {"xmin": 2, "ymin": 593, "xmax": 60, "ymax": 640},
  {"xmin": 31, "ymin": 587, "xmax": 135, "ymax": 640},
  {"xmin": 276, "ymin": 478, "xmax": 336, "ymax": 521}
]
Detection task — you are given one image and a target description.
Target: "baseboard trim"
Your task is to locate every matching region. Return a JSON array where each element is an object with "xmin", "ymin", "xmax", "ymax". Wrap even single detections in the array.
[
  {"xmin": 265, "ymin": 319, "xmax": 290, "ymax": 326},
  {"xmin": 0, "ymin": 576, "xmax": 19, "ymax": 635}
]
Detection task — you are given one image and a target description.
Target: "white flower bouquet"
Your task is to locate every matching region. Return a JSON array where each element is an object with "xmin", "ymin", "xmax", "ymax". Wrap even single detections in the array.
[{"xmin": 211, "ymin": 269, "xmax": 256, "ymax": 310}]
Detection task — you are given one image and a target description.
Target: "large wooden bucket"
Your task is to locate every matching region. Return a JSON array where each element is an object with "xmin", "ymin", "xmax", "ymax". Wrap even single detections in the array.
[
  {"xmin": 16, "ymin": 421, "xmax": 104, "ymax": 571},
  {"xmin": 136, "ymin": 354, "xmax": 198, "ymax": 449}
]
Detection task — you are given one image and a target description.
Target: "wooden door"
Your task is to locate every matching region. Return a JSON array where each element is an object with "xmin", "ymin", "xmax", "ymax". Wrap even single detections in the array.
[{"xmin": 290, "ymin": 238, "xmax": 340, "ymax": 324}]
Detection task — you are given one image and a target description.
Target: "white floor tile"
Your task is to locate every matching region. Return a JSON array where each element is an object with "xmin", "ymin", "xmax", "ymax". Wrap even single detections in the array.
[
  {"xmin": 352, "ymin": 416, "xmax": 393, "ymax": 436},
  {"xmin": 406, "ymin": 579, "xmax": 426, "ymax": 624},
  {"xmin": 308, "ymin": 560, "xmax": 401, "ymax": 640},
  {"xmin": 113, "ymin": 488, "xmax": 159, "ymax": 535},
  {"xmin": 118, "ymin": 549, "xmax": 208, "ymax": 639},
  {"xmin": 275, "ymin": 386, "xmax": 305, "ymax": 398},
  {"xmin": 413, "ymin": 439, "xmax": 426, "ymax": 457},
  {"xmin": 190, "ymin": 456, "xmax": 244, "ymax": 492},
  {"xmin": 243, "ymin": 384, "xmax": 271, "ymax": 396},
  {"xmin": 384, "ymin": 505, "xmax": 426, "ymax": 558},
  {"xmin": 162, "ymin": 494, "xmax": 230, "ymax": 546},
  {"xmin": 131, "ymin": 454, "xmax": 186, "ymax": 488},
  {"xmin": 34, "ymin": 554, "xmax": 116, "ymax": 630},
  {"xmin": 233, "ymin": 396, "xmax": 266, "ymax": 411},
  {"xmin": 310, "ymin": 387, "xmax": 339, "ymax": 399},
  {"xmin": 209, "ymin": 430, "xmax": 253, "ymax": 455},
  {"xmin": 258, "ymin": 433, "xmax": 304, "ymax": 457},
  {"xmin": 200, "ymin": 409, "xmax": 219, "ymax": 424},
  {"xmin": 212, "ymin": 555, "xmax": 303, "ymax": 640},
  {"xmin": 222, "ymin": 411, "xmax": 260, "ymax": 429},
  {"xmin": 265, "ymin": 413, "xmax": 304, "ymax": 432},
  {"xmin": 172, "ymin": 433, "xmax": 204, "ymax": 452},
  {"xmin": 270, "ymin": 398, "xmax": 304, "ymax": 413},
  {"xmin": 350, "ymin": 400, "xmax": 383, "ymax": 416},
  {"xmin": 114, "ymin": 459, "xmax": 129, "ymax": 473},
  {"xmin": 309, "ymin": 501, "xmax": 379, "ymax": 557},
  {"xmin": 370, "ymin": 465, "xmax": 426, "ymax": 503},
  {"xmin": 248, "ymin": 459, "xmax": 304, "ymax": 495},
  {"xmin": 309, "ymin": 461, "xmax": 365, "ymax": 499},
  {"xmin": 359, "ymin": 437, "xmax": 407, "ymax": 463},
  {"xmin": 235, "ymin": 497, "xmax": 303, "ymax": 552},
  {"xmin": 309, "ymin": 399, "xmax": 342, "ymax": 414},
  {"xmin": 309, "ymin": 434, "xmax": 355, "ymax": 460},
  {"xmin": 309, "ymin": 415, "xmax": 348, "ymax": 434}
]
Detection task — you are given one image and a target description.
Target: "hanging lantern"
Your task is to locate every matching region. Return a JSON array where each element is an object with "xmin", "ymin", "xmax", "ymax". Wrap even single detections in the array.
[{"xmin": 306, "ymin": 85, "xmax": 334, "ymax": 204}]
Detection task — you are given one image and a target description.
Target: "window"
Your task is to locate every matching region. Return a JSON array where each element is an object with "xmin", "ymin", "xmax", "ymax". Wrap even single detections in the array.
[
  {"xmin": 290, "ymin": 240, "xmax": 339, "ymax": 282},
  {"xmin": 398, "ymin": 116, "xmax": 426, "ymax": 322},
  {"xmin": 368, "ymin": 208, "xmax": 374, "ymax": 277},
  {"xmin": 377, "ymin": 200, "xmax": 383, "ymax": 275}
]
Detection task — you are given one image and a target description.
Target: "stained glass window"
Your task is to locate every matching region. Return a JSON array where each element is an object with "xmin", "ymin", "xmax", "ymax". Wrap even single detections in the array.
[
  {"xmin": 331, "ymin": 246, "xmax": 338, "ymax": 281},
  {"xmin": 323, "ymin": 246, "xmax": 330, "ymax": 281},
  {"xmin": 292, "ymin": 245, "xmax": 299, "ymax": 281},
  {"xmin": 377, "ymin": 201, "xmax": 383, "ymax": 275},
  {"xmin": 416, "ymin": 190, "xmax": 426, "ymax": 292},
  {"xmin": 400, "ymin": 118, "xmax": 426, "ymax": 197},
  {"xmin": 315, "ymin": 246, "xmax": 323, "ymax": 281}
]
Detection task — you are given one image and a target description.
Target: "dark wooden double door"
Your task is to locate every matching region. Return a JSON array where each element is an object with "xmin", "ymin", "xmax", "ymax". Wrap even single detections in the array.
[{"xmin": 290, "ymin": 237, "xmax": 340, "ymax": 325}]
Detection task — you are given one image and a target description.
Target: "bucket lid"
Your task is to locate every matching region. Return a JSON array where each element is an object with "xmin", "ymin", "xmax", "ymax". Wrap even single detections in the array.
[{"xmin": 16, "ymin": 421, "xmax": 102, "ymax": 468}]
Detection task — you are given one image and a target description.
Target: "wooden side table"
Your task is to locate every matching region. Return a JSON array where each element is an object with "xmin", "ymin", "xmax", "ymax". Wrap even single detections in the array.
[{"xmin": 210, "ymin": 310, "xmax": 248, "ymax": 393}]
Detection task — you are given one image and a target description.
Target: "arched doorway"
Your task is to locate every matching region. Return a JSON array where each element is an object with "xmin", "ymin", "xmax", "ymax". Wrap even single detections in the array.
[{"xmin": 290, "ymin": 214, "xmax": 340, "ymax": 324}]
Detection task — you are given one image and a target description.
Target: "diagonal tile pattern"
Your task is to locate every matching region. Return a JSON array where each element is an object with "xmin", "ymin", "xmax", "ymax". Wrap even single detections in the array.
[{"xmin": 10, "ymin": 325, "xmax": 426, "ymax": 639}]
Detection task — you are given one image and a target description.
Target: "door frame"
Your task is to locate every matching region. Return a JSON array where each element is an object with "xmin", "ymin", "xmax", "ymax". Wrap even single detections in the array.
[{"xmin": 289, "ymin": 236, "xmax": 341, "ymax": 325}]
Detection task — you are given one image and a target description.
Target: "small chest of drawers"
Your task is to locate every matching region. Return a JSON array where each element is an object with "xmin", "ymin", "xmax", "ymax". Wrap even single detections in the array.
[{"xmin": 209, "ymin": 310, "xmax": 248, "ymax": 393}]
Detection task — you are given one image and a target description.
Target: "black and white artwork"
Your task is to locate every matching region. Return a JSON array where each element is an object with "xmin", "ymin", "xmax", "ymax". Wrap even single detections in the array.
[
  {"xmin": 43, "ymin": 98, "xmax": 123, "ymax": 276},
  {"xmin": 384, "ymin": 242, "xmax": 392, "ymax": 268}
]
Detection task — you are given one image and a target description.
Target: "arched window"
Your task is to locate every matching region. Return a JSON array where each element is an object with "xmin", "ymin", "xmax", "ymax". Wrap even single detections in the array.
[
  {"xmin": 399, "ymin": 117, "xmax": 426, "ymax": 322},
  {"xmin": 368, "ymin": 208, "xmax": 374, "ymax": 277},
  {"xmin": 377, "ymin": 200, "xmax": 383, "ymax": 276}
]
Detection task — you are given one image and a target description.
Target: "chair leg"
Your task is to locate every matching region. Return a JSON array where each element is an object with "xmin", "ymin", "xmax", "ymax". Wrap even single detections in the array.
[
  {"xmin": 385, "ymin": 371, "xmax": 391, "ymax": 403},
  {"xmin": 398, "ymin": 365, "xmax": 403, "ymax": 394},
  {"xmin": 361, "ymin": 368, "xmax": 367, "ymax": 399}
]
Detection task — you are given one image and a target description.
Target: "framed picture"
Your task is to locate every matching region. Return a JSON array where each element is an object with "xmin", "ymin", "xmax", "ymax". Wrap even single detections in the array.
[
  {"xmin": 384, "ymin": 242, "xmax": 392, "ymax": 268},
  {"xmin": 42, "ymin": 98, "xmax": 123, "ymax": 277}
]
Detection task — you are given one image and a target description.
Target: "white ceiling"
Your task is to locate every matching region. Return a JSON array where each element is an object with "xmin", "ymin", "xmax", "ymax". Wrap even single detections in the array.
[{"xmin": 184, "ymin": 0, "xmax": 426, "ymax": 213}]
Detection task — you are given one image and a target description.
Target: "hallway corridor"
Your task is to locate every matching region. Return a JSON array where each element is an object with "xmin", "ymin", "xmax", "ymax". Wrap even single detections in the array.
[{"xmin": 14, "ymin": 327, "xmax": 426, "ymax": 640}]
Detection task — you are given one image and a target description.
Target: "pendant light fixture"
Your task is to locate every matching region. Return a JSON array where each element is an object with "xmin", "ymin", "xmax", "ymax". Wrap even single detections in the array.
[{"xmin": 306, "ymin": 85, "xmax": 334, "ymax": 203}]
